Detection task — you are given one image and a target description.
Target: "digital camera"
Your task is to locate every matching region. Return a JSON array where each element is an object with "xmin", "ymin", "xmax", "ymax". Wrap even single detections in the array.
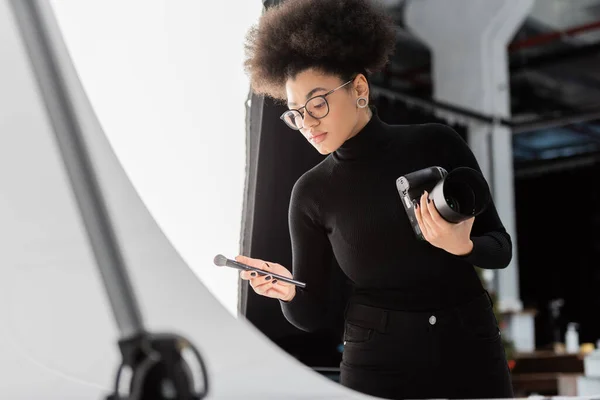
[{"xmin": 396, "ymin": 166, "xmax": 491, "ymax": 240}]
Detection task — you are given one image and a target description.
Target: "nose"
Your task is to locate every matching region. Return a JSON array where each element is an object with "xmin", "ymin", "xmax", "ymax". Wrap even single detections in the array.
[{"xmin": 302, "ymin": 111, "xmax": 319, "ymax": 130}]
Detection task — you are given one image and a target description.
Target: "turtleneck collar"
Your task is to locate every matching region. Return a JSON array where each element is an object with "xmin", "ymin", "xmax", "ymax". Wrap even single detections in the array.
[{"xmin": 332, "ymin": 106, "xmax": 392, "ymax": 162}]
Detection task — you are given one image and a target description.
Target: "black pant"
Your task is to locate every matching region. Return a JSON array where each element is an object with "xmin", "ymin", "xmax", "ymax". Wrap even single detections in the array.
[{"xmin": 339, "ymin": 291, "xmax": 514, "ymax": 399}]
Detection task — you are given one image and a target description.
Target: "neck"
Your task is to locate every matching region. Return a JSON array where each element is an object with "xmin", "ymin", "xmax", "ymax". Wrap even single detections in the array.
[
  {"xmin": 333, "ymin": 106, "xmax": 391, "ymax": 162},
  {"xmin": 347, "ymin": 107, "xmax": 373, "ymax": 141}
]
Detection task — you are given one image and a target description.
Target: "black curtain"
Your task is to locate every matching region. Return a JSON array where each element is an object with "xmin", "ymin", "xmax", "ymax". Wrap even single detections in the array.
[{"xmin": 241, "ymin": 90, "xmax": 349, "ymax": 368}]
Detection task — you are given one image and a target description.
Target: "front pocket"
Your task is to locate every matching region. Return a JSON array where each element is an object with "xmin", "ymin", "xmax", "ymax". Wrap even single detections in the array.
[
  {"xmin": 458, "ymin": 305, "xmax": 501, "ymax": 342},
  {"xmin": 343, "ymin": 322, "xmax": 374, "ymax": 345}
]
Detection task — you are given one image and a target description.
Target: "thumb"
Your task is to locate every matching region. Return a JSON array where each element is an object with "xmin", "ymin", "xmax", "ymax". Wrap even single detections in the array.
[{"xmin": 235, "ymin": 255, "xmax": 266, "ymax": 270}]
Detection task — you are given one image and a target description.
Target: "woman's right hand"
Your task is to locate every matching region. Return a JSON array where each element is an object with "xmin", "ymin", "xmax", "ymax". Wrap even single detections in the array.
[{"xmin": 236, "ymin": 255, "xmax": 296, "ymax": 302}]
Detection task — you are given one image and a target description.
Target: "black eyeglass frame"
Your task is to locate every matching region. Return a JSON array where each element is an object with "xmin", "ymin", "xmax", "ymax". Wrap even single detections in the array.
[{"xmin": 279, "ymin": 79, "xmax": 354, "ymax": 130}]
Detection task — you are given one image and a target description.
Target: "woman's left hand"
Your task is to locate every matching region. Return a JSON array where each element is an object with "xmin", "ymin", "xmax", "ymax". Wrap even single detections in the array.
[{"xmin": 414, "ymin": 190, "xmax": 475, "ymax": 256}]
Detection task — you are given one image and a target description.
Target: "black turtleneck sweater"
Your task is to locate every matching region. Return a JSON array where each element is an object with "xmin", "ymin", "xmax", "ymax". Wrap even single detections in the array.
[{"xmin": 280, "ymin": 108, "xmax": 512, "ymax": 333}]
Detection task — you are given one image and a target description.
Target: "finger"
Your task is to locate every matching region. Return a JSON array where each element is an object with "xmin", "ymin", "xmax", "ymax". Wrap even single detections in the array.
[
  {"xmin": 252, "ymin": 278, "xmax": 276, "ymax": 294},
  {"xmin": 240, "ymin": 265, "xmax": 266, "ymax": 280},
  {"xmin": 253, "ymin": 278, "xmax": 291, "ymax": 298},
  {"xmin": 251, "ymin": 261, "xmax": 278, "ymax": 279},
  {"xmin": 420, "ymin": 192, "xmax": 435, "ymax": 236},
  {"xmin": 240, "ymin": 269, "xmax": 265, "ymax": 280},
  {"xmin": 414, "ymin": 201, "xmax": 428, "ymax": 237},
  {"xmin": 249, "ymin": 273, "xmax": 274, "ymax": 288},
  {"xmin": 264, "ymin": 285, "xmax": 288, "ymax": 298},
  {"xmin": 251, "ymin": 274, "xmax": 295, "ymax": 292},
  {"xmin": 273, "ymin": 278, "xmax": 293, "ymax": 287},
  {"xmin": 265, "ymin": 279, "xmax": 293, "ymax": 298},
  {"xmin": 262, "ymin": 261, "xmax": 276, "ymax": 272},
  {"xmin": 425, "ymin": 192, "xmax": 445, "ymax": 228},
  {"xmin": 236, "ymin": 255, "xmax": 267, "ymax": 269},
  {"xmin": 236, "ymin": 255, "xmax": 268, "ymax": 280}
]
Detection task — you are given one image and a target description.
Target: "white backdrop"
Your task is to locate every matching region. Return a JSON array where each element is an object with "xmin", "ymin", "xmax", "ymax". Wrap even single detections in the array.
[
  {"xmin": 0, "ymin": 0, "xmax": 379, "ymax": 397},
  {"xmin": 49, "ymin": 0, "xmax": 263, "ymax": 316}
]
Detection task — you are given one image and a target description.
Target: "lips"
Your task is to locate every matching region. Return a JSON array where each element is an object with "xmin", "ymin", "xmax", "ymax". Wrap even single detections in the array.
[{"xmin": 309, "ymin": 132, "xmax": 328, "ymax": 143}]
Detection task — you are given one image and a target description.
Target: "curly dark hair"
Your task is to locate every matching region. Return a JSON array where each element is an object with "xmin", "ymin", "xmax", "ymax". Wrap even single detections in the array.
[{"xmin": 243, "ymin": 0, "xmax": 397, "ymax": 100}]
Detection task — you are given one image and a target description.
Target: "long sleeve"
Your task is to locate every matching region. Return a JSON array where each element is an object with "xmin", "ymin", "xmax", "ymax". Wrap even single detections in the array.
[
  {"xmin": 279, "ymin": 174, "xmax": 336, "ymax": 332},
  {"xmin": 433, "ymin": 124, "xmax": 513, "ymax": 270}
]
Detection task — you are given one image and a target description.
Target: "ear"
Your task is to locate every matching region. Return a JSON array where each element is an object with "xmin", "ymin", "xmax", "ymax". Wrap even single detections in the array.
[{"xmin": 353, "ymin": 74, "xmax": 369, "ymax": 98}]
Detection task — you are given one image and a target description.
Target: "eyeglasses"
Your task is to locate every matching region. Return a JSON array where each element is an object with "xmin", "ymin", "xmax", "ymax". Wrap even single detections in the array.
[{"xmin": 280, "ymin": 79, "xmax": 354, "ymax": 130}]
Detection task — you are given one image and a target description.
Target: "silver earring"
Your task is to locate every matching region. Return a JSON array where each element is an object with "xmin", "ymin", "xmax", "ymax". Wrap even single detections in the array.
[{"xmin": 356, "ymin": 97, "xmax": 368, "ymax": 108}]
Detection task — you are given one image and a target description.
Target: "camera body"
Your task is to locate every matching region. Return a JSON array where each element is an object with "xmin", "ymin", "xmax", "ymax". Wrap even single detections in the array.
[
  {"xmin": 396, "ymin": 166, "xmax": 447, "ymax": 240},
  {"xmin": 396, "ymin": 166, "xmax": 490, "ymax": 240}
]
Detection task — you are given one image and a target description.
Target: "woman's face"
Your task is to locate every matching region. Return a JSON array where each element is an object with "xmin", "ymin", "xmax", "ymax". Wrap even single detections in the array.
[{"xmin": 285, "ymin": 69, "xmax": 369, "ymax": 155}]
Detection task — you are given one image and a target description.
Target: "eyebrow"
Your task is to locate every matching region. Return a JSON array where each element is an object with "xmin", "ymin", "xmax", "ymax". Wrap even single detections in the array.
[{"xmin": 288, "ymin": 87, "xmax": 328, "ymax": 107}]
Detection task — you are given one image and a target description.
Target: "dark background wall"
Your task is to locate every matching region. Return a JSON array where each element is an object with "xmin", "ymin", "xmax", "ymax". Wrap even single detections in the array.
[{"xmin": 515, "ymin": 159, "xmax": 600, "ymax": 349}]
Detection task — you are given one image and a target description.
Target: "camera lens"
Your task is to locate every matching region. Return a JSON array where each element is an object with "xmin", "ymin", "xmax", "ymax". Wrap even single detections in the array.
[
  {"xmin": 445, "ymin": 197, "xmax": 460, "ymax": 213},
  {"xmin": 444, "ymin": 181, "xmax": 476, "ymax": 215},
  {"xmin": 431, "ymin": 167, "xmax": 490, "ymax": 223}
]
